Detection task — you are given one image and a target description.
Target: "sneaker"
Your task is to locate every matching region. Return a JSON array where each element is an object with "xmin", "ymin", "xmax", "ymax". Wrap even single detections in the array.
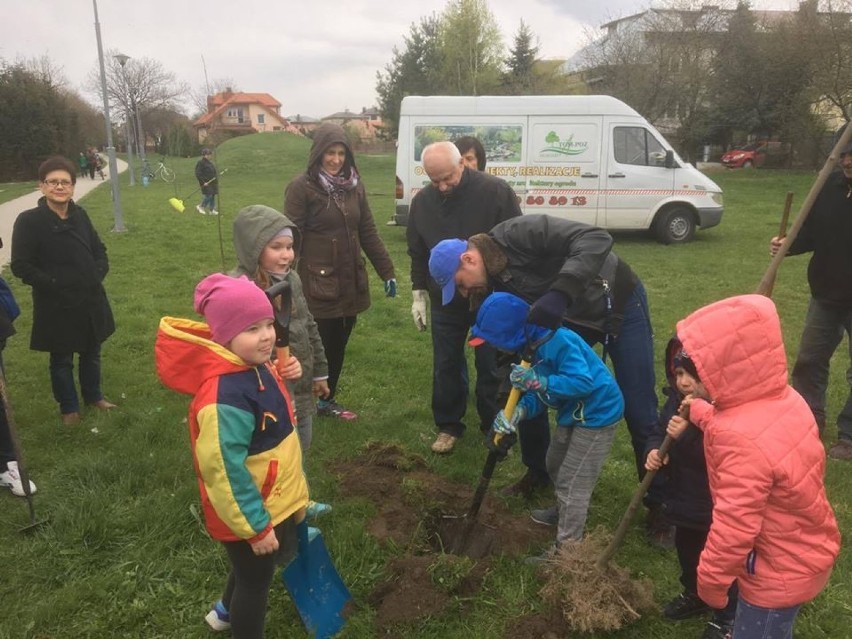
[
  {"xmin": 307, "ymin": 500, "xmax": 332, "ymax": 519},
  {"xmin": 196, "ymin": 205, "xmax": 206, "ymax": 215},
  {"xmin": 209, "ymin": 209, "xmax": 219, "ymax": 216},
  {"xmin": 702, "ymin": 620, "xmax": 733, "ymax": 639},
  {"xmin": 646, "ymin": 504, "xmax": 676, "ymax": 550},
  {"xmin": 828, "ymin": 440, "xmax": 852, "ymax": 461},
  {"xmin": 500, "ymin": 470, "xmax": 551, "ymax": 499},
  {"xmin": 0, "ymin": 462, "xmax": 37, "ymax": 497},
  {"xmin": 530, "ymin": 505, "xmax": 558, "ymax": 526},
  {"xmin": 316, "ymin": 399, "xmax": 357, "ymax": 421},
  {"xmin": 524, "ymin": 543, "xmax": 560, "ymax": 566},
  {"xmin": 431, "ymin": 432, "xmax": 458, "ymax": 454},
  {"xmin": 87, "ymin": 399, "xmax": 116, "ymax": 411},
  {"xmin": 662, "ymin": 591, "xmax": 711, "ymax": 620},
  {"xmin": 205, "ymin": 600, "xmax": 230, "ymax": 631}
]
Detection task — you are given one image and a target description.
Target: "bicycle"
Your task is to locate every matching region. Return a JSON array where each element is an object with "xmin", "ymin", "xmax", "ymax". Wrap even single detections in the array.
[{"xmin": 141, "ymin": 157, "xmax": 176, "ymax": 183}]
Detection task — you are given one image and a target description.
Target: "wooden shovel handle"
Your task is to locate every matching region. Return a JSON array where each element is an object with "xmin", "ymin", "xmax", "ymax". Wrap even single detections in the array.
[{"xmin": 764, "ymin": 192, "xmax": 794, "ymax": 298}]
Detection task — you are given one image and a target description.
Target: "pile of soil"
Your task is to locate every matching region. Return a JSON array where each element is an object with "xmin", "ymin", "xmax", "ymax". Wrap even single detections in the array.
[{"xmin": 332, "ymin": 443, "xmax": 556, "ymax": 632}]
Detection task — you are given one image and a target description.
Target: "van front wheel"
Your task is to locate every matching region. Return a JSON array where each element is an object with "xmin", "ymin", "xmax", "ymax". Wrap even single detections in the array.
[{"xmin": 654, "ymin": 207, "xmax": 696, "ymax": 244}]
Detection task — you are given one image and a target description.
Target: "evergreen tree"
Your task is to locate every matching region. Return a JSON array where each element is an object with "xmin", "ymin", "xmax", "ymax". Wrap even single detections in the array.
[{"xmin": 503, "ymin": 20, "xmax": 539, "ymax": 94}]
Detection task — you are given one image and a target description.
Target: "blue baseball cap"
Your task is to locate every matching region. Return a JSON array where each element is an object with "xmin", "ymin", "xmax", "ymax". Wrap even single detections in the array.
[
  {"xmin": 428, "ymin": 238, "xmax": 468, "ymax": 305},
  {"xmin": 469, "ymin": 293, "xmax": 531, "ymax": 352}
]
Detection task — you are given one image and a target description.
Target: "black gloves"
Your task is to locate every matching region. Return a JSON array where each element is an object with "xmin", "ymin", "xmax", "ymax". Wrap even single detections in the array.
[{"xmin": 527, "ymin": 290, "xmax": 568, "ymax": 329}]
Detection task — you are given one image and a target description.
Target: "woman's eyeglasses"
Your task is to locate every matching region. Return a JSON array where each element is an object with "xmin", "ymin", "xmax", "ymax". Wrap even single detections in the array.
[{"xmin": 44, "ymin": 179, "xmax": 74, "ymax": 188}]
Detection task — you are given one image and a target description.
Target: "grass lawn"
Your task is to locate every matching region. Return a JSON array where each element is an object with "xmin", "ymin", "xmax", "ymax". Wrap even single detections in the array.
[
  {"xmin": 0, "ymin": 181, "xmax": 38, "ymax": 206},
  {"xmin": 0, "ymin": 134, "xmax": 848, "ymax": 638}
]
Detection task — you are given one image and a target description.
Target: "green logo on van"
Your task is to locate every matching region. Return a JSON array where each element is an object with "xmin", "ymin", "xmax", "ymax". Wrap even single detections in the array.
[{"xmin": 542, "ymin": 131, "xmax": 588, "ymax": 156}]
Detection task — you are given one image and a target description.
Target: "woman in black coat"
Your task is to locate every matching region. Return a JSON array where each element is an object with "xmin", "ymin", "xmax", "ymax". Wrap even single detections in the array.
[{"xmin": 10, "ymin": 156, "xmax": 116, "ymax": 425}]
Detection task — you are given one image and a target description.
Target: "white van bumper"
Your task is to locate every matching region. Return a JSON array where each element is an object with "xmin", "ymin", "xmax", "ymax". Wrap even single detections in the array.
[{"xmin": 697, "ymin": 206, "xmax": 723, "ymax": 230}]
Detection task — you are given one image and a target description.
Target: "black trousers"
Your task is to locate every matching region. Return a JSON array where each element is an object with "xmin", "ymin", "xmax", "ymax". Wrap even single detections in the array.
[
  {"xmin": 221, "ymin": 516, "xmax": 298, "ymax": 639},
  {"xmin": 676, "ymin": 525, "xmax": 738, "ymax": 624},
  {"xmin": 314, "ymin": 316, "xmax": 357, "ymax": 401}
]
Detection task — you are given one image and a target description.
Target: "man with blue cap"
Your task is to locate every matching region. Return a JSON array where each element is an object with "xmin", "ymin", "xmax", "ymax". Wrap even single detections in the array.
[{"xmin": 429, "ymin": 214, "xmax": 673, "ymax": 549}]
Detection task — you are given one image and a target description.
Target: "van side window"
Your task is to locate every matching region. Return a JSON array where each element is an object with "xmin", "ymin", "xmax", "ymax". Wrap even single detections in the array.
[{"xmin": 614, "ymin": 126, "xmax": 666, "ymax": 166}]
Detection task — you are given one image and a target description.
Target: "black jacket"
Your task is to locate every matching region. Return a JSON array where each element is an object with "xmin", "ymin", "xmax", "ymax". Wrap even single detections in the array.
[
  {"xmin": 787, "ymin": 171, "xmax": 852, "ymax": 308},
  {"xmin": 195, "ymin": 157, "xmax": 218, "ymax": 195},
  {"xmin": 486, "ymin": 215, "xmax": 639, "ymax": 339},
  {"xmin": 407, "ymin": 167, "xmax": 521, "ymax": 309},
  {"xmin": 10, "ymin": 197, "xmax": 115, "ymax": 352},
  {"xmin": 645, "ymin": 338, "xmax": 713, "ymax": 530}
]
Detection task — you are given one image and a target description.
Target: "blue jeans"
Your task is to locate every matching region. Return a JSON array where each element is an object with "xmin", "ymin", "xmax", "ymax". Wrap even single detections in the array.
[
  {"xmin": 431, "ymin": 304, "xmax": 500, "ymax": 438},
  {"xmin": 49, "ymin": 347, "xmax": 104, "ymax": 414},
  {"xmin": 733, "ymin": 598, "xmax": 800, "ymax": 639},
  {"xmin": 200, "ymin": 193, "xmax": 216, "ymax": 210},
  {"xmin": 517, "ymin": 282, "xmax": 664, "ymax": 503},
  {"xmin": 791, "ymin": 297, "xmax": 852, "ymax": 441}
]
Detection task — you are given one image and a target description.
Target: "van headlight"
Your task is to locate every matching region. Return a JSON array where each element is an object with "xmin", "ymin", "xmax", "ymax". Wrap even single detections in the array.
[{"xmin": 710, "ymin": 192, "xmax": 723, "ymax": 206}]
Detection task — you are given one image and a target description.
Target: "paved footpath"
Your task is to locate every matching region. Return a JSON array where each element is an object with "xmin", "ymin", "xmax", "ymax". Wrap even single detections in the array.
[{"xmin": 0, "ymin": 158, "xmax": 128, "ymax": 269}]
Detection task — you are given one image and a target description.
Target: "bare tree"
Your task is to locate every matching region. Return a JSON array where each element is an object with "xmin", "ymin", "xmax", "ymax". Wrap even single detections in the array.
[
  {"xmin": 86, "ymin": 50, "xmax": 189, "ymax": 156},
  {"xmin": 189, "ymin": 78, "xmax": 240, "ymax": 118}
]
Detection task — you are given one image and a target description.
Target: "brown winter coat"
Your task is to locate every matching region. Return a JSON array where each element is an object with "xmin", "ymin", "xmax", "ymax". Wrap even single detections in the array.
[{"xmin": 284, "ymin": 124, "xmax": 395, "ymax": 319}]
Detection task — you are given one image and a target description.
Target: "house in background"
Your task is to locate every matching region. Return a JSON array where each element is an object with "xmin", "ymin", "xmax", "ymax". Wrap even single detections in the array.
[
  {"xmin": 194, "ymin": 89, "xmax": 292, "ymax": 143},
  {"xmin": 322, "ymin": 107, "xmax": 385, "ymax": 141},
  {"xmin": 287, "ymin": 114, "xmax": 321, "ymax": 135}
]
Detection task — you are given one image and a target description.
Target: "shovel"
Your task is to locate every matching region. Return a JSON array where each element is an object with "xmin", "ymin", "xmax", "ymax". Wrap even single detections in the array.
[
  {"xmin": 281, "ymin": 520, "xmax": 352, "ymax": 638},
  {"xmin": 168, "ymin": 169, "xmax": 228, "ymax": 213},
  {"xmin": 448, "ymin": 360, "xmax": 530, "ymax": 555},
  {"xmin": 265, "ymin": 279, "xmax": 293, "ymax": 372},
  {"xmin": 0, "ymin": 368, "xmax": 48, "ymax": 534}
]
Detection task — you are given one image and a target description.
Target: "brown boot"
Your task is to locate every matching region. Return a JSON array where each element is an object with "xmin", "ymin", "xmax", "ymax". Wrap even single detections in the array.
[
  {"xmin": 88, "ymin": 399, "xmax": 117, "ymax": 411},
  {"xmin": 828, "ymin": 440, "xmax": 852, "ymax": 460},
  {"xmin": 61, "ymin": 412, "xmax": 81, "ymax": 425}
]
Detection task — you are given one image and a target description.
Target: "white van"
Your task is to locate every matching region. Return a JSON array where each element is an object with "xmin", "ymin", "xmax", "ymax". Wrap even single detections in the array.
[{"xmin": 393, "ymin": 95, "xmax": 723, "ymax": 244}]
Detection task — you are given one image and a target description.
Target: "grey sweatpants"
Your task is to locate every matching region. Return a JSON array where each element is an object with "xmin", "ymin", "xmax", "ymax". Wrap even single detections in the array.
[{"xmin": 546, "ymin": 423, "xmax": 617, "ymax": 544}]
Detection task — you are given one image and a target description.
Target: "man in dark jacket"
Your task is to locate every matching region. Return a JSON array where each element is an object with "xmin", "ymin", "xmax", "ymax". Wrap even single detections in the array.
[
  {"xmin": 770, "ymin": 141, "xmax": 852, "ymax": 460},
  {"xmin": 407, "ymin": 141, "xmax": 521, "ymax": 454},
  {"xmin": 429, "ymin": 215, "xmax": 672, "ymax": 547},
  {"xmin": 194, "ymin": 148, "xmax": 219, "ymax": 215}
]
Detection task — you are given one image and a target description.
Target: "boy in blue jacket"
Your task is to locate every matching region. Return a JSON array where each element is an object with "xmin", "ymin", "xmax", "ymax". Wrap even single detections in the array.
[{"xmin": 472, "ymin": 292, "xmax": 623, "ymax": 549}]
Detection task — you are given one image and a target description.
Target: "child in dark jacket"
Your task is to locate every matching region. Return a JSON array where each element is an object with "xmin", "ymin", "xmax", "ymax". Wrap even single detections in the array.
[
  {"xmin": 473, "ymin": 292, "xmax": 623, "ymax": 550},
  {"xmin": 155, "ymin": 274, "xmax": 308, "ymax": 638},
  {"xmin": 645, "ymin": 339, "xmax": 737, "ymax": 639}
]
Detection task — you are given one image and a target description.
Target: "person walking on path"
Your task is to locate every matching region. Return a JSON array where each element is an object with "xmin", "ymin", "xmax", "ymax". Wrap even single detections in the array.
[
  {"xmin": 284, "ymin": 123, "xmax": 396, "ymax": 421},
  {"xmin": 407, "ymin": 140, "xmax": 521, "ymax": 455},
  {"xmin": 769, "ymin": 141, "xmax": 852, "ymax": 460},
  {"xmin": 195, "ymin": 148, "xmax": 219, "ymax": 216},
  {"xmin": 10, "ymin": 156, "xmax": 116, "ymax": 425}
]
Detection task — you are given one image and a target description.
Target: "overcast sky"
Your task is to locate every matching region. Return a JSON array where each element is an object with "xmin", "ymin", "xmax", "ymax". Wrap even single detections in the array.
[{"xmin": 2, "ymin": 0, "xmax": 799, "ymax": 119}]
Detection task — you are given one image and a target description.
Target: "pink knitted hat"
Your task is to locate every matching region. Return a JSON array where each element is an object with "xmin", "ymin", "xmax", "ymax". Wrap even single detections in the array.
[{"xmin": 193, "ymin": 273, "xmax": 273, "ymax": 345}]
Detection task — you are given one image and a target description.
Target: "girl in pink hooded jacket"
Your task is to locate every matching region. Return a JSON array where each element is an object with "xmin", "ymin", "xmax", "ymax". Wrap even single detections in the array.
[{"xmin": 677, "ymin": 294, "xmax": 840, "ymax": 639}]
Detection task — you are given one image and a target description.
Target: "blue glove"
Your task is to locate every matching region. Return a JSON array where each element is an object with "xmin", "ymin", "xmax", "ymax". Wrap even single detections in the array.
[
  {"xmin": 491, "ymin": 406, "xmax": 525, "ymax": 434},
  {"xmin": 510, "ymin": 364, "xmax": 547, "ymax": 393},
  {"xmin": 384, "ymin": 278, "xmax": 398, "ymax": 298},
  {"xmin": 527, "ymin": 290, "xmax": 568, "ymax": 329}
]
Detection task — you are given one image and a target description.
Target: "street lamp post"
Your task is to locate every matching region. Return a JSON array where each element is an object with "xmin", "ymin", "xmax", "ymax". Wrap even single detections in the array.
[
  {"xmin": 114, "ymin": 53, "xmax": 135, "ymax": 186},
  {"xmin": 91, "ymin": 0, "xmax": 126, "ymax": 232}
]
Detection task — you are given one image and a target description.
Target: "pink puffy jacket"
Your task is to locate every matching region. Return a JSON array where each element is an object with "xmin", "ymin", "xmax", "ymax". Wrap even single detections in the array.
[{"xmin": 677, "ymin": 295, "xmax": 840, "ymax": 610}]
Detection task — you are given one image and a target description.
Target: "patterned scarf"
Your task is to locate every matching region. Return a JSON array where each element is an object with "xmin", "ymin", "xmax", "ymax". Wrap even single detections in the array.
[{"xmin": 318, "ymin": 167, "xmax": 359, "ymax": 209}]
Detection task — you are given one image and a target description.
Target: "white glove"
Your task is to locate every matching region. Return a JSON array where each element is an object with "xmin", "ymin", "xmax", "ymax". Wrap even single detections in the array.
[{"xmin": 411, "ymin": 289, "xmax": 429, "ymax": 331}]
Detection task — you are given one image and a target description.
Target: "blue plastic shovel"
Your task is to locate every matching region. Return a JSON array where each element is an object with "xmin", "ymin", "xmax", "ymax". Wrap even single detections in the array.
[{"xmin": 282, "ymin": 520, "xmax": 351, "ymax": 638}]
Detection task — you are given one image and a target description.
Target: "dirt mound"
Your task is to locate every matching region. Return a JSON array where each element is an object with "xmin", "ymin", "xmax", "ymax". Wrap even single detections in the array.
[{"xmin": 332, "ymin": 442, "xmax": 553, "ymax": 632}]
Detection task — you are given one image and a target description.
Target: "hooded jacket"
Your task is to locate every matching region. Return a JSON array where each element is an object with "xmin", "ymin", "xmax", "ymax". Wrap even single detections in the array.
[
  {"xmin": 470, "ymin": 292, "xmax": 623, "ymax": 428},
  {"xmin": 11, "ymin": 196, "xmax": 115, "ymax": 352},
  {"xmin": 478, "ymin": 215, "xmax": 638, "ymax": 340},
  {"xmin": 155, "ymin": 317, "xmax": 308, "ymax": 543},
  {"xmin": 645, "ymin": 337, "xmax": 713, "ymax": 530},
  {"xmin": 676, "ymin": 295, "xmax": 840, "ymax": 609},
  {"xmin": 231, "ymin": 205, "xmax": 329, "ymax": 419},
  {"xmin": 284, "ymin": 123, "xmax": 395, "ymax": 319}
]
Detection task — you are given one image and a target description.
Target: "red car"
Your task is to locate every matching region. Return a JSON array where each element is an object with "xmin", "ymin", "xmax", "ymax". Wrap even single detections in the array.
[{"xmin": 721, "ymin": 143, "xmax": 766, "ymax": 169}]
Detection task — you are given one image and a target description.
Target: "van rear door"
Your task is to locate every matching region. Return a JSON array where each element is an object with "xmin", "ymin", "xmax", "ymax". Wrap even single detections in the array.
[
  {"xmin": 525, "ymin": 117, "xmax": 602, "ymax": 225},
  {"xmin": 603, "ymin": 123, "xmax": 675, "ymax": 229}
]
